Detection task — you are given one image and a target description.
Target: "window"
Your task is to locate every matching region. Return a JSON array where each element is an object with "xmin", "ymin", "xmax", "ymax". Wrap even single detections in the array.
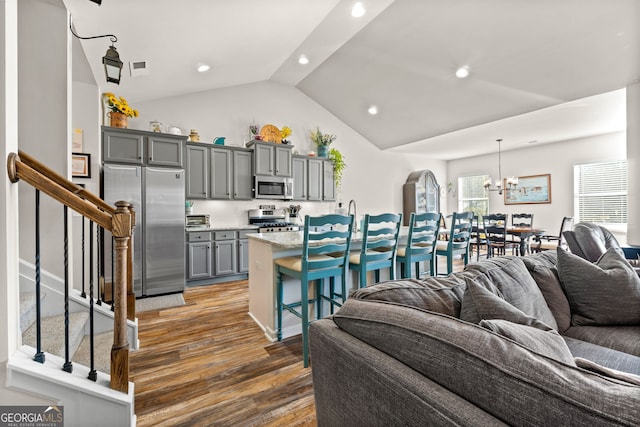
[
  {"xmin": 458, "ymin": 175, "xmax": 489, "ymax": 217},
  {"xmin": 574, "ymin": 160, "xmax": 627, "ymax": 225}
]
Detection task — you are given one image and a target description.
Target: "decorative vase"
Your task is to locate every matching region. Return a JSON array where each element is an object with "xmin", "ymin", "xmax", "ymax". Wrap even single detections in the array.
[
  {"xmin": 317, "ymin": 144, "xmax": 329, "ymax": 158},
  {"xmin": 109, "ymin": 111, "xmax": 128, "ymax": 128}
]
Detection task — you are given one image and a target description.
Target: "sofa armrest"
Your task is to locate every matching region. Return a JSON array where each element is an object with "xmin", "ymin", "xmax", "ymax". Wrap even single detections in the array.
[{"xmin": 309, "ymin": 319, "xmax": 507, "ymax": 427}]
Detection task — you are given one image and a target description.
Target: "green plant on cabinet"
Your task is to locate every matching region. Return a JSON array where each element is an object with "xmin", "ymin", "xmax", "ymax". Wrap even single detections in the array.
[{"xmin": 329, "ymin": 147, "xmax": 346, "ymax": 190}]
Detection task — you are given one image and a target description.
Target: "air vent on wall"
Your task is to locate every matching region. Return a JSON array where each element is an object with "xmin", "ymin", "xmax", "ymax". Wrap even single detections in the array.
[{"xmin": 129, "ymin": 60, "xmax": 150, "ymax": 77}]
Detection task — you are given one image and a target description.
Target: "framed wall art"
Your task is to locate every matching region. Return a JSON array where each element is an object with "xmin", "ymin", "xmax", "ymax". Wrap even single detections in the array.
[
  {"xmin": 72, "ymin": 152, "xmax": 91, "ymax": 178},
  {"xmin": 504, "ymin": 174, "xmax": 551, "ymax": 205}
]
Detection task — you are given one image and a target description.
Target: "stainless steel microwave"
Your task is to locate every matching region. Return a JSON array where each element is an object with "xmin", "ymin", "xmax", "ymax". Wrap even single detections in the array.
[{"xmin": 254, "ymin": 176, "xmax": 293, "ymax": 200}]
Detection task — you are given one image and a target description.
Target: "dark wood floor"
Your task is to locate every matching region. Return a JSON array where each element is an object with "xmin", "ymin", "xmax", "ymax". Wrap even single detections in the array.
[
  {"xmin": 130, "ymin": 281, "xmax": 316, "ymax": 427},
  {"xmin": 129, "ymin": 253, "xmax": 473, "ymax": 426}
]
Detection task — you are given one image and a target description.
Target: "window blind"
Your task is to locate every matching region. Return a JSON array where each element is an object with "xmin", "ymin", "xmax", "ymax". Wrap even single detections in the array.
[{"xmin": 575, "ymin": 160, "xmax": 627, "ymax": 224}]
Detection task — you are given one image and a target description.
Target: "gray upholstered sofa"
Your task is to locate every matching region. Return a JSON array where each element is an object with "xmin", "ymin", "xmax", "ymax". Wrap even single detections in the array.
[{"xmin": 309, "ymin": 249, "xmax": 640, "ymax": 426}]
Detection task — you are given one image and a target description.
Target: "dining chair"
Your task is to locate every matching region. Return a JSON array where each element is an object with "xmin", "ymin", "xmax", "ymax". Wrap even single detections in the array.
[
  {"xmin": 434, "ymin": 211, "xmax": 473, "ymax": 275},
  {"xmin": 483, "ymin": 213, "xmax": 519, "ymax": 257},
  {"xmin": 469, "ymin": 214, "xmax": 488, "ymax": 261},
  {"xmin": 275, "ymin": 214, "xmax": 354, "ymax": 367},
  {"xmin": 396, "ymin": 212, "xmax": 440, "ymax": 279},
  {"xmin": 533, "ymin": 216, "xmax": 574, "ymax": 252},
  {"xmin": 510, "ymin": 213, "xmax": 534, "ymax": 255},
  {"xmin": 349, "ymin": 213, "xmax": 403, "ymax": 288}
]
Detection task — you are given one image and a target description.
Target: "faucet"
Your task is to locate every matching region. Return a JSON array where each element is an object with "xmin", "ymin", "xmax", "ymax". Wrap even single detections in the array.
[{"xmin": 348, "ymin": 199, "xmax": 357, "ymax": 230}]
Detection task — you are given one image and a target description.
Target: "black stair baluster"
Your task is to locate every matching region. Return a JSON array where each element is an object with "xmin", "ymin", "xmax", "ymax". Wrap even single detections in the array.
[
  {"xmin": 62, "ymin": 206, "xmax": 72, "ymax": 373},
  {"xmin": 33, "ymin": 190, "xmax": 45, "ymax": 363},
  {"xmin": 88, "ymin": 220, "xmax": 97, "ymax": 382},
  {"xmin": 80, "ymin": 215, "xmax": 86, "ymax": 298},
  {"xmin": 96, "ymin": 226, "xmax": 102, "ymax": 306}
]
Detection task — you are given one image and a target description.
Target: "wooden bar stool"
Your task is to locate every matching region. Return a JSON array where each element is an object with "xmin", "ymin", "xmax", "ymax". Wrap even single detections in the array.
[{"xmin": 275, "ymin": 214, "xmax": 354, "ymax": 367}]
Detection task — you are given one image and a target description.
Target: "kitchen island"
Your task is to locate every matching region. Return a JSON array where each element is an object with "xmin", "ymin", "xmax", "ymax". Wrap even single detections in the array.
[{"xmin": 247, "ymin": 229, "xmax": 410, "ymax": 341}]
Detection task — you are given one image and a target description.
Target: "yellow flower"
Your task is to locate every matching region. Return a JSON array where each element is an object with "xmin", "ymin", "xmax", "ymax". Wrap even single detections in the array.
[
  {"xmin": 102, "ymin": 92, "xmax": 139, "ymax": 118},
  {"xmin": 280, "ymin": 126, "xmax": 292, "ymax": 139}
]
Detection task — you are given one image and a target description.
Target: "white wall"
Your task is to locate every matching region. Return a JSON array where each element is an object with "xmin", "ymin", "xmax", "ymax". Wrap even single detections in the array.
[
  {"xmin": 130, "ymin": 80, "xmax": 446, "ymax": 227},
  {"xmin": 447, "ymin": 132, "xmax": 626, "ymax": 235},
  {"xmin": 18, "ymin": 0, "xmax": 69, "ymax": 277}
]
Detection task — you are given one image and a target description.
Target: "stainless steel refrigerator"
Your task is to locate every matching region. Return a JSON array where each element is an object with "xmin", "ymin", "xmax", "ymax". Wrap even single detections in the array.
[{"xmin": 103, "ymin": 164, "xmax": 185, "ymax": 297}]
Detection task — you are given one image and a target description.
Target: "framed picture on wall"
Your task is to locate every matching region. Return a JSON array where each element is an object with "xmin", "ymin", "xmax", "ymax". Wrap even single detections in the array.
[
  {"xmin": 72, "ymin": 153, "xmax": 91, "ymax": 178},
  {"xmin": 504, "ymin": 174, "xmax": 551, "ymax": 205}
]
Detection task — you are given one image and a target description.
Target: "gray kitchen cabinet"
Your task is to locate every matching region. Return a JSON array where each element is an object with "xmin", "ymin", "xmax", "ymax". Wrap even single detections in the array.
[
  {"xmin": 186, "ymin": 231, "xmax": 213, "ymax": 280},
  {"xmin": 237, "ymin": 229, "xmax": 252, "ymax": 273},
  {"xmin": 210, "ymin": 147, "xmax": 253, "ymax": 200},
  {"xmin": 103, "ymin": 127, "xmax": 185, "ymax": 166},
  {"xmin": 254, "ymin": 143, "xmax": 274, "ymax": 175},
  {"xmin": 103, "ymin": 129, "xmax": 144, "ymax": 164},
  {"xmin": 233, "ymin": 150, "xmax": 253, "ymax": 199},
  {"xmin": 323, "ymin": 159, "xmax": 336, "ymax": 201},
  {"xmin": 307, "ymin": 158, "xmax": 323, "ymax": 201},
  {"xmin": 292, "ymin": 156, "xmax": 308, "ymax": 200},
  {"xmin": 275, "ymin": 145, "xmax": 292, "ymax": 177},
  {"xmin": 251, "ymin": 141, "xmax": 292, "ymax": 177},
  {"xmin": 147, "ymin": 135, "xmax": 184, "ymax": 167},
  {"xmin": 185, "ymin": 144, "xmax": 209, "ymax": 199},
  {"xmin": 210, "ymin": 147, "xmax": 232, "ymax": 199},
  {"xmin": 213, "ymin": 230, "xmax": 237, "ymax": 276}
]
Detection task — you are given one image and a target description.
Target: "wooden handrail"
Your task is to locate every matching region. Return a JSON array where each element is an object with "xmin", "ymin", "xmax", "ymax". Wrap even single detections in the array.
[
  {"xmin": 7, "ymin": 151, "xmax": 133, "ymax": 393},
  {"xmin": 17, "ymin": 150, "xmax": 115, "ymax": 214}
]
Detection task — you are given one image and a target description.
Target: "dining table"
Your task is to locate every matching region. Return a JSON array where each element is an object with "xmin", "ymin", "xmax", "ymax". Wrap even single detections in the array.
[{"xmin": 507, "ymin": 227, "xmax": 546, "ymax": 256}]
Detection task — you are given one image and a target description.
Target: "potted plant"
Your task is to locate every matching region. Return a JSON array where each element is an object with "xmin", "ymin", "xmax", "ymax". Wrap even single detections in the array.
[
  {"xmin": 310, "ymin": 127, "xmax": 336, "ymax": 158},
  {"xmin": 329, "ymin": 147, "xmax": 346, "ymax": 190},
  {"xmin": 103, "ymin": 92, "xmax": 138, "ymax": 128}
]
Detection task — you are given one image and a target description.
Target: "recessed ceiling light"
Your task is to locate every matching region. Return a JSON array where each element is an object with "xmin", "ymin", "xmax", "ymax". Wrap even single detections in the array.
[
  {"xmin": 197, "ymin": 64, "xmax": 210, "ymax": 73},
  {"xmin": 368, "ymin": 105, "xmax": 378, "ymax": 115},
  {"xmin": 351, "ymin": 2, "xmax": 366, "ymax": 18},
  {"xmin": 298, "ymin": 54, "xmax": 310, "ymax": 65},
  {"xmin": 455, "ymin": 65, "xmax": 470, "ymax": 79}
]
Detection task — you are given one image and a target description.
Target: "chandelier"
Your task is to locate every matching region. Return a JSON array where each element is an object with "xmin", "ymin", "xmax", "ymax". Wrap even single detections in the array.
[{"xmin": 483, "ymin": 139, "xmax": 518, "ymax": 195}]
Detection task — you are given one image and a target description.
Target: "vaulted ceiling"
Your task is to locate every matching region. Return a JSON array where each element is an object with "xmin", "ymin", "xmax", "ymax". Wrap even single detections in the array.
[{"xmin": 66, "ymin": 0, "xmax": 640, "ymax": 159}]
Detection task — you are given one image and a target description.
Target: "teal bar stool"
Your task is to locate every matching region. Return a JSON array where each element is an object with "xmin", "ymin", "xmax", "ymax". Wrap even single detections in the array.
[
  {"xmin": 275, "ymin": 214, "xmax": 354, "ymax": 367},
  {"xmin": 434, "ymin": 211, "xmax": 473, "ymax": 275},
  {"xmin": 396, "ymin": 212, "xmax": 440, "ymax": 279},
  {"xmin": 349, "ymin": 213, "xmax": 403, "ymax": 288}
]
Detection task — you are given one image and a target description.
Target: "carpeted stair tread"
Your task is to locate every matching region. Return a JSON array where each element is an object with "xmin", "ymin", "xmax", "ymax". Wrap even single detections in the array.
[
  {"xmin": 22, "ymin": 311, "xmax": 89, "ymax": 360},
  {"xmin": 20, "ymin": 291, "xmax": 46, "ymax": 334},
  {"xmin": 75, "ymin": 331, "xmax": 113, "ymax": 374}
]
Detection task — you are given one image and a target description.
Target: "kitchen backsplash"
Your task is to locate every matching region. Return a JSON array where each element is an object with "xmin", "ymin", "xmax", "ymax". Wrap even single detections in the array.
[{"xmin": 187, "ymin": 199, "xmax": 340, "ymax": 228}]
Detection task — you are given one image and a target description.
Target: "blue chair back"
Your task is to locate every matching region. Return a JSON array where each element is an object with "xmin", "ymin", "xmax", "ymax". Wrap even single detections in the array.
[
  {"xmin": 448, "ymin": 211, "xmax": 473, "ymax": 251},
  {"xmin": 406, "ymin": 212, "xmax": 440, "ymax": 257},
  {"xmin": 301, "ymin": 214, "xmax": 354, "ymax": 275},
  {"xmin": 360, "ymin": 212, "xmax": 403, "ymax": 262}
]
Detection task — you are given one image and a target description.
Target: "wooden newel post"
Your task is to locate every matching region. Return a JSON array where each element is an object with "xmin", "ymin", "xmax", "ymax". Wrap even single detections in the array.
[{"xmin": 111, "ymin": 201, "xmax": 132, "ymax": 393}]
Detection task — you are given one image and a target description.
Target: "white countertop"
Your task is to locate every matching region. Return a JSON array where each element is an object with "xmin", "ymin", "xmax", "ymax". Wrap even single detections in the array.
[{"xmin": 247, "ymin": 228, "xmax": 410, "ymax": 249}]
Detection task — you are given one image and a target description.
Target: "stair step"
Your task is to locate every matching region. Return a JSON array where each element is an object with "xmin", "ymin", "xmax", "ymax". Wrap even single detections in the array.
[
  {"xmin": 75, "ymin": 331, "xmax": 113, "ymax": 374},
  {"xmin": 19, "ymin": 291, "xmax": 46, "ymax": 334},
  {"xmin": 22, "ymin": 311, "xmax": 89, "ymax": 361}
]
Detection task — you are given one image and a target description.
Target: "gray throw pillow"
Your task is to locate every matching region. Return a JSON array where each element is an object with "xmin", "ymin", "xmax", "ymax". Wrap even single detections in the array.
[
  {"xmin": 557, "ymin": 247, "xmax": 640, "ymax": 326},
  {"xmin": 529, "ymin": 265, "xmax": 572, "ymax": 333},
  {"xmin": 460, "ymin": 278, "xmax": 553, "ymax": 331},
  {"xmin": 465, "ymin": 257, "xmax": 558, "ymax": 330},
  {"xmin": 480, "ymin": 319, "xmax": 576, "ymax": 365}
]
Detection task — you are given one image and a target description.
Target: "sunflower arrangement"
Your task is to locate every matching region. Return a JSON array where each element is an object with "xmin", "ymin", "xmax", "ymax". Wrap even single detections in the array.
[
  {"xmin": 280, "ymin": 125, "xmax": 292, "ymax": 144},
  {"xmin": 103, "ymin": 92, "xmax": 139, "ymax": 118}
]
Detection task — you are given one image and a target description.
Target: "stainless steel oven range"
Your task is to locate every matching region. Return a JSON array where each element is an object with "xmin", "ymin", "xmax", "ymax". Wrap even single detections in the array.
[{"xmin": 248, "ymin": 205, "xmax": 300, "ymax": 233}]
